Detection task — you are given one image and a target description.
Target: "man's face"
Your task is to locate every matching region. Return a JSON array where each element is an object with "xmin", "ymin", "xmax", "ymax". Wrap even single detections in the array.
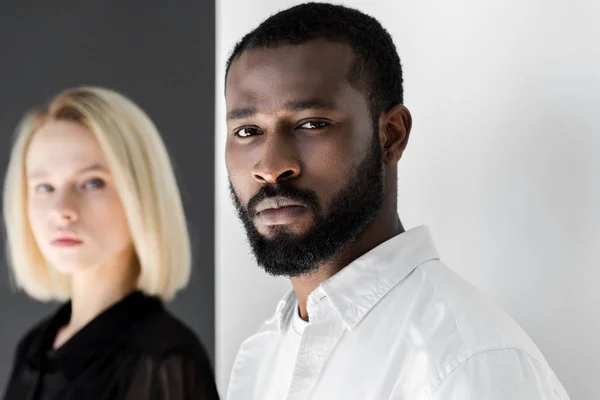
[{"xmin": 225, "ymin": 39, "xmax": 385, "ymax": 277}]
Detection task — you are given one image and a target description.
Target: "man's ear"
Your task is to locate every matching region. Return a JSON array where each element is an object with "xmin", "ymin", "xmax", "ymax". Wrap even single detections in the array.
[{"xmin": 378, "ymin": 104, "xmax": 412, "ymax": 165}]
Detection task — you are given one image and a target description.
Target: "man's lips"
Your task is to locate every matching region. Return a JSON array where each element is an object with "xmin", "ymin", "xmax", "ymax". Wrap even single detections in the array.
[
  {"xmin": 255, "ymin": 205, "xmax": 308, "ymax": 226},
  {"xmin": 252, "ymin": 196, "xmax": 310, "ymax": 226},
  {"xmin": 254, "ymin": 196, "xmax": 307, "ymax": 214}
]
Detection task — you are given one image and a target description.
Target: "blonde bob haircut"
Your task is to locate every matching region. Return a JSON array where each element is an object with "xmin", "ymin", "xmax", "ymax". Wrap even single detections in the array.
[{"xmin": 2, "ymin": 86, "xmax": 191, "ymax": 302}]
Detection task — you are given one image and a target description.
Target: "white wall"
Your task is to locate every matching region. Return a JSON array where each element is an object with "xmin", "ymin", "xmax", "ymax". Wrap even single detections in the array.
[{"xmin": 215, "ymin": 1, "xmax": 600, "ymax": 398}]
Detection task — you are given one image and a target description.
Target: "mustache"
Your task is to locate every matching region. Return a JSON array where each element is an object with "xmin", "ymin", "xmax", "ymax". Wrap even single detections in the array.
[{"xmin": 246, "ymin": 185, "xmax": 320, "ymax": 218}]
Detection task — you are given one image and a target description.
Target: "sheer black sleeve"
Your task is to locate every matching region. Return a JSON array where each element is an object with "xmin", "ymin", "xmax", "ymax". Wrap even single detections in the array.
[
  {"xmin": 1, "ymin": 338, "xmax": 25, "ymax": 400},
  {"xmin": 2, "ymin": 319, "xmax": 48, "ymax": 400},
  {"xmin": 125, "ymin": 353, "xmax": 220, "ymax": 400}
]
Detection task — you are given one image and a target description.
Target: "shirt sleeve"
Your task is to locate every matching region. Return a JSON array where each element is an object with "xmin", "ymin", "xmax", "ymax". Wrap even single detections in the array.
[
  {"xmin": 426, "ymin": 349, "xmax": 569, "ymax": 400},
  {"xmin": 124, "ymin": 353, "xmax": 220, "ymax": 400}
]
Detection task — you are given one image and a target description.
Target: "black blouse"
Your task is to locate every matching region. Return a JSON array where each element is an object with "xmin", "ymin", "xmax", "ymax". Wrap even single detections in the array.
[{"xmin": 2, "ymin": 291, "xmax": 220, "ymax": 400}]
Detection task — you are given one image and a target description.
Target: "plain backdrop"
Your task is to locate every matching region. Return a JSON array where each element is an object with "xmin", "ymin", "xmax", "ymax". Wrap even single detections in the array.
[
  {"xmin": 215, "ymin": 0, "xmax": 600, "ymax": 398},
  {"xmin": 0, "ymin": 1, "xmax": 216, "ymax": 394}
]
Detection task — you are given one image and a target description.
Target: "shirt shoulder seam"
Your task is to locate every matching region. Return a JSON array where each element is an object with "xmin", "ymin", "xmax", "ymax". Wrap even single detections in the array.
[
  {"xmin": 420, "ymin": 265, "xmax": 470, "ymax": 348},
  {"xmin": 426, "ymin": 348, "xmax": 563, "ymax": 399}
]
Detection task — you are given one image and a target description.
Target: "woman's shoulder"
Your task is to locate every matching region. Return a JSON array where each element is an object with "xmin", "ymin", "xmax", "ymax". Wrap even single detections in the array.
[
  {"xmin": 14, "ymin": 314, "xmax": 54, "ymax": 353},
  {"xmin": 9, "ymin": 312, "xmax": 60, "ymax": 370},
  {"xmin": 124, "ymin": 306, "xmax": 210, "ymax": 364},
  {"xmin": 120, "ymin": 309, "xmax": 219, "ymax": 399}
]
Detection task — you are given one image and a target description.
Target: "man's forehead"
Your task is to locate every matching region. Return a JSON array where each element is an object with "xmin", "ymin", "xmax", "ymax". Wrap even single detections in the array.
[{"xmin": 226, "ymin": 40, "xmax": 356, "ymax": 98}]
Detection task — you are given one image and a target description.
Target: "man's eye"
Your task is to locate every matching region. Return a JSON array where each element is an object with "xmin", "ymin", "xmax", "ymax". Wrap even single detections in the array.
[
  {"xmin": 299, "ymin": 121, "xmax": 330, "ymax": 130},
  {"xmin": 235, "ymin": 127, "xmax": 262, "ymax": 138}
]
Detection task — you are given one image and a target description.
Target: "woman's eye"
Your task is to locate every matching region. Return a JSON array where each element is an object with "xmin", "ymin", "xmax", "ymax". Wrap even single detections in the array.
[
  {"xmin": 35, "ymin": 184, "xmax": 54, "ymax": 193},
  {"xmin": 299, "ymin": 121, "xmax": 330, "ymax": 130},
  {"xmin": 235, "ymin": 127, "xmax": 262, "ymax": 138},
  {"xmin": 82, "ymin": 178, "xmax": 106, "ymax": 190}
]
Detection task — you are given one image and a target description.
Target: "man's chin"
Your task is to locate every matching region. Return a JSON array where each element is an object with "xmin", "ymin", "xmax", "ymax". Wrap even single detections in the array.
[{"xmin": 254, "ymin": 228, "xmax": 308, "ymax": 244}]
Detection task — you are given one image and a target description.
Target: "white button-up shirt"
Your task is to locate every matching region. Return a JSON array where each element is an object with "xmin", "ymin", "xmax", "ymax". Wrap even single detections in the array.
[{"xmin": 226, "ymin": 226, "xmax": 570, "ymax": 399}]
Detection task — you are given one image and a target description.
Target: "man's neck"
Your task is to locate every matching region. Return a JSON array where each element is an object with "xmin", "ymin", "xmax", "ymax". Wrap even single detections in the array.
[{"xmin": 291, "ymin": 212, "xmax": 403, "ymax": 321}]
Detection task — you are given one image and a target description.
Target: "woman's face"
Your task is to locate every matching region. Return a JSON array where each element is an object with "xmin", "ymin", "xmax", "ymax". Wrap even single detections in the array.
[{"xmin": 25, "ymin": 119, "xmax": 134, "ymax": 275}]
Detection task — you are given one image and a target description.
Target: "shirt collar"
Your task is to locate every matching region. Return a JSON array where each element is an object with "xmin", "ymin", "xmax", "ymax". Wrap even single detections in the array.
[
  {"xmin": 23, "ymin": 290, "xmax": 163, "ymax": 380},
  {"xmin": 268, "ymin": 226, "xmax": 440, "ymax": 332}
]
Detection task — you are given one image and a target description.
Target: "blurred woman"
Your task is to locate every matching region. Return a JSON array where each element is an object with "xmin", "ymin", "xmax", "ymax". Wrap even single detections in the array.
[{"xmin": 1, "ymin": 86, "xmax": 219, "ymax": 399}]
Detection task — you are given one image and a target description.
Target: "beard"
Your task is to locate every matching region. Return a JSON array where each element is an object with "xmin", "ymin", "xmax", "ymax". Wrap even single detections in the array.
[{"xmin": 229, "ymin": 134, "xmax": 385, "ymax": 277}]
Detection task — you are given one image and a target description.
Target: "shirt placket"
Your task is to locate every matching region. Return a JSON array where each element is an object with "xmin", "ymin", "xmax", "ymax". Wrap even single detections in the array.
[{"xmin": 286, "ymin": 287, "xmax": 346, "ymax": 400}]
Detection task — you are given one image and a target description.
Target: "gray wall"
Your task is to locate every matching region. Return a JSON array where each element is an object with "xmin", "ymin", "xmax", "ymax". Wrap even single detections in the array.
[{"xmin": 0, "ymin": 1, "xmax": 215, "ymax": 392}]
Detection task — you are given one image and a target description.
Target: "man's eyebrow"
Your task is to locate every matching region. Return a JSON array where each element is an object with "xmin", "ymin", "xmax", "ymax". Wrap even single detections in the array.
[
  {"xmin": 227, "ymin": 99, "xmax": 336, "ymax": 121},
  {"xmin": 284, "ymin": 99, "xmax": 336, "ymax": 112},
  {"xmin": 227, "ymin": 107, "xmax": 255, "ymax": 121}
]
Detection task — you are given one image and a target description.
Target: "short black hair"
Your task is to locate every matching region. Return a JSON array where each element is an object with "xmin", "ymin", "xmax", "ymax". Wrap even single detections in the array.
[{"xmin": 225, "ymin": 2, "xmax": 404, "ymax": 122}]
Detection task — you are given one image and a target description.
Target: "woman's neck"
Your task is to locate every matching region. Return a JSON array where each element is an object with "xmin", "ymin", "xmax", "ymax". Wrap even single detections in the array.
[
  {"xmin": 69, "ymin": 272, "xmax": 136, "ymax": 332},
  {"xmin": 53, "ymin": 253, "xmax": 138, "ymax": 349}
]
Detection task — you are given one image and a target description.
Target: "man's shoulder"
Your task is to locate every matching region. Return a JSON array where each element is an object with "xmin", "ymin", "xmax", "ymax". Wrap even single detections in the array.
[
  {"xmin": 379, "ymin": 260, "xmax": 565, "ymax": 398},
  {"xmin": 405, "ymin": 260, "xmax": 545, "ymax": 360}
]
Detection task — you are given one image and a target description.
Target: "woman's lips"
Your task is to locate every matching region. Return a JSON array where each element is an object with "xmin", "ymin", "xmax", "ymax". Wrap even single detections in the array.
[{"xmin": 51, "ymin": 238, "xmax": 83, "ymax": 247}]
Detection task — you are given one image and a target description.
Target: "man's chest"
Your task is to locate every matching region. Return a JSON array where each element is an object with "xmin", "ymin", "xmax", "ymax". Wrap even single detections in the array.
[{"xmin": 230, "ymin": 324, "xmax": 443, "ymax": 400}]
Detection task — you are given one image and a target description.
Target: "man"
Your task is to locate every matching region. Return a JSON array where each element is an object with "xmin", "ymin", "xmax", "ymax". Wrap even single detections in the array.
[{"xmin": 224, "ymin": 3, "xmax": 569, "ymax": 399}]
